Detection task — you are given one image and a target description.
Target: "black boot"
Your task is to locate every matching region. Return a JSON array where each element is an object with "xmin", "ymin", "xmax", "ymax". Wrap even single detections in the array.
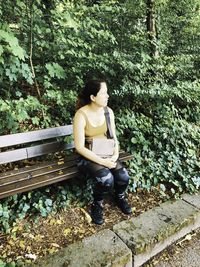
[
  {"xmin": 91, "ymin": 202, "xmax": 104, "ymax": 225},
  {"xmin": 116, "ymin": 196, "xmax": 132, "ymax": 215}
]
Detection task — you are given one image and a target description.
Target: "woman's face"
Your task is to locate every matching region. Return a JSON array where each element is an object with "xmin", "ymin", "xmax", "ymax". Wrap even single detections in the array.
[{"xmin": 92, "ymin": 82, "xmax": 109, "ymax": 107}]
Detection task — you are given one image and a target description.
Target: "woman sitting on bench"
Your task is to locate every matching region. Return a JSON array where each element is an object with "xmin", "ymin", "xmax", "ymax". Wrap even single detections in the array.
[{"xmin": 73, "ymin": 79, "xmax": 132, "ymax": 225}]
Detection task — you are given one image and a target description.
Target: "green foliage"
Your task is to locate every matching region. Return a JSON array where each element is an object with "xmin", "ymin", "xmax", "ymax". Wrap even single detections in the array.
[
  {"xmin": 0, "ymin": 89, "xmax": 77, "ymax": 134},
  {"xmin": 0, "ymin": 2, "xmax": 200, "ymax": 261},
  {"xmin": 45, "ymin": 63, "xmax": 66, "ymax": 79},
  {"xmin": 0, "ymin": 28, "xmax": 25, "ymax": 60},
  {"xmin": 115, "ymin": 81, "xmax": 200, "ymax": 197},
  {"xmin": 0, "ymin": 24, "xmax": 33, "ymax": 95}
]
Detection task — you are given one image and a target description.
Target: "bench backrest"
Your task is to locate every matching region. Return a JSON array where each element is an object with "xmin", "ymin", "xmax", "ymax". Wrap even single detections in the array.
[{"xmin": 0, "ymin": 125, "xmax": 74, "ymax": 164}]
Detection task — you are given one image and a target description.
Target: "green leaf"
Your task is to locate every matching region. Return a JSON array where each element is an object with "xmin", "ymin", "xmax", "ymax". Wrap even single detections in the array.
[
  {"xmin": 0, "ymin": 259, "xmax": 6, "ymax": 267},
  {"xmin": 45, "ymin": 199, "xmax": 53, "ymax": 207},
  {"xmin": 0, "ymin": 30, "xmax": 17, "ymax": 45},
  {"xmin": 45, "ymin": 63, "xmax": 65, "ymax": 79},
  {"xmin": 32, "ymin": 117, "xmax": 40, "ymax": 125},
  {"xmin": 0, "ymin": 45, "xmax": 3, "ymax": 56},
  {"xmin": 11, "ymin": 45, "xmax": 25, "ymax": 60}
]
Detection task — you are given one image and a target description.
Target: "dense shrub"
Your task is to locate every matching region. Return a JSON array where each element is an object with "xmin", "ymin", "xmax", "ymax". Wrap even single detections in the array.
[{"xmin": 115, "ymin": 81, "xmax": 200, "ymax": 197}]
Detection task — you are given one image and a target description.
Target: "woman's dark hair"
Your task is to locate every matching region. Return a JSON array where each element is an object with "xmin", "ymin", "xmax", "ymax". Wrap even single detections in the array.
[{"xmin": 76, "ymin": 79, "xmax": 106, "ymax": 109}]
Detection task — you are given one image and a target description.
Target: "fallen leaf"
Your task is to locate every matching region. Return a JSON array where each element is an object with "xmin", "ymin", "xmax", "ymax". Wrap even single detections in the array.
[
  {"xmin": 57, "ymin": 161, "xmax": 64, "ymax": 165},
  {"xmin": 5, "ymin": 244, "xmax": 12, "ymax": 251},
  {"xmin": 80, "ymin": 208, "xmax": 92, "ymax": 224},
  {"xmin": 19, "ymin": 240, "xmax": 25, "ymax": 250},
  {"xmin": 29, "ymin": 233, "xmax": 35, "ymax": 239},
  {"xmin": 35, "ymin": 235, "xmax": 44, "ymax": 242},
  {"xmin": 25, "ymin": 253, "xmax": 37, "ymax": 260},
  {"xmin": 48, "ymin": 247, "xmax": 58, "ymax": 254},
  {"xmin": 78, "ymin": 228, "xmax": 86, "ymax": 234},
  {"xmin": 8, "ymin": 240, "xmax": 15, "ymax": 246},
  {"xmin": 185, "ymin": 234, "xmax": 192, "ymax": 241},
  {"xmin": 63, "ymin": 228, "xmax": 71, "ymax": 236},
  {"xmin": 26, "ymin": 246, "xmax": 32, "ymax": 253},
  {"xmin": 56, "ymin": 219, "xmax": 63, "ymax": 225},
  {"xmin": 51, "ymin": 243, "xmax": 60, "ymax": 248},
  {"xmin": 11, "ymin": 226, "xmax": 19, "ymax": 233},
  {"xmin": 132, "ymin": 207, "xmax": 136, "ymax": 213},
  {"xmin": 49, "ymin": 218, "xmax": 56, "ymax": 225},
  {"xmin": 49, "ymin": 219, "xmax": 63, "ymax": 225}
]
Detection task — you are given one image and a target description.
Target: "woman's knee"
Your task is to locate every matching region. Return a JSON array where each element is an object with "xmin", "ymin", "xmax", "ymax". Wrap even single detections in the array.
[
  {"xmin": 113, "ymin": 167, "xmax": 130, "ymax": 185},
  {"xmin": 95, "ymin": 168, "xmax": 114, "ymax": 192}
]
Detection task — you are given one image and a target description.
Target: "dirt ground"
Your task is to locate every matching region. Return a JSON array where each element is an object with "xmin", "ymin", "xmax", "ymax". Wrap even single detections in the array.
[{"xmin": 0, "ymin": 188, "xmax": 167, "ymax": 265}]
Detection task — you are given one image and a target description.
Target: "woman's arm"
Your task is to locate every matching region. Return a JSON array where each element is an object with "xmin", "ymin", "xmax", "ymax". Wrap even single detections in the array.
[{"xmin": 73, "ymin": 111, "xmax": 117, "ymax": 169}]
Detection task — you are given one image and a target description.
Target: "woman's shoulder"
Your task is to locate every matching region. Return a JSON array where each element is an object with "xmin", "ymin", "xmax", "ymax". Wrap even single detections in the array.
[
  {"xmin": 74, "ymin": 106, "xmax": 88, "ymax": 120},
  {"xmin": 76, "ymin": 106, "xmax": 87, "ymax": 114}
]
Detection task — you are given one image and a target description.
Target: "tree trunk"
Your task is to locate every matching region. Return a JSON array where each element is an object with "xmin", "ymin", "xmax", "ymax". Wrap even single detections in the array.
[{"xmin": 146, "ymin": 0, "xmax": 159, "ymax": 58}]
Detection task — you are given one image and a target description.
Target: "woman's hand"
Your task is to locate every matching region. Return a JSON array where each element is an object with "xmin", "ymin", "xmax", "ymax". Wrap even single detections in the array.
[
  {"xmin": 100, "ymin": 158, "xmax": 117, "ymax": 169},
  {"xmin": 111, "ymin": 154, "xmax": 119, "ymax": 163}
]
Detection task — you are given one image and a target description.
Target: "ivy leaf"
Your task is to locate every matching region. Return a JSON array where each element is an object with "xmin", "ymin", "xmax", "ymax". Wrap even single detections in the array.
[
  {"xmin": 32, "ymin": 117, "xmax": 40, "ymax": 125},
  {"xmin": 45, "ymin": 199, "xmax": 53, "ymax": 207},
  {"xmin": 64, "ymin": 13, "xmax": 78, "ymax": 29}
]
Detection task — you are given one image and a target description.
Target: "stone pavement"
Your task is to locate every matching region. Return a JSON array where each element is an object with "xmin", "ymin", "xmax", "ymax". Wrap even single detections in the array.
[{"xmin": 30, "ymin": 193, "xmax": 200, "ymax": 267}]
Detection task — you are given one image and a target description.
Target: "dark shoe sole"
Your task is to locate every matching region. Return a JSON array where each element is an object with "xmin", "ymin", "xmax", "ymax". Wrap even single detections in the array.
[
  {"xmin": 119, "ymin": 207, "xmax": 132, "ymax": 215},
  {"xmin": 91, "ymin": 217, "xmax": 104, "ymax": 225},
  {"xmin": 115, "ymin": 199, "xmax": 132, "ymax": 215}
]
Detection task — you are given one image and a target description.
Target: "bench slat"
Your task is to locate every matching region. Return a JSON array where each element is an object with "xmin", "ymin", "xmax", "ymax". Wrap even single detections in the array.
[
  {"xmin": 0, "ymin": 160, "xmax": 76, "ymax": 187},
  {"xmin": 0, "ymin": 125, "xmax": 73, "ymax": 148},
  {"xmin": 0, "ymin": 141, "xmax": 75, "ymax": 164},
  {"xmin": 0, "ymin": 166, "xmax": 78, "ymax": 199},
  {"xmin": 119, "ymin": 152, "xmax": 133, "ymax": 162},
  {"xmin": 0, "ymin": 153, "xmax": 78, "ymax": 179},
  {"xmin": 0, "ymin": 149, "xmax": 28, "ymax": 165},
  {"xmin": 27, "ymin": 141, "xmax": 74, "ymax": 158}
]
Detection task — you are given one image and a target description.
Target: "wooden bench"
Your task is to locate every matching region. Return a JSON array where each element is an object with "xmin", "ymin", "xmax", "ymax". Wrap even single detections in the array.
[{"xmin": 0, "ymin": 125, "xmax": 133, "ymax": 199}]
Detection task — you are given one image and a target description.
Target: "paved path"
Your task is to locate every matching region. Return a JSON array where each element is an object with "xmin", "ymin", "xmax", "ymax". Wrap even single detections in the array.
[{"xmin": 145, "ymin": 228, "xmax": 200, "ymax": 267}]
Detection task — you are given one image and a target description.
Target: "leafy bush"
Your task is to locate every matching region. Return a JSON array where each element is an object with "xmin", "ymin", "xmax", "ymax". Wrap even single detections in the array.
[
  {"xmin": 0, "ymin": 89, "xmax": 76, "ymax": 134},
  {"xmin": 115, "ymin": 81, "xmax": 200, "ymax": 197}
]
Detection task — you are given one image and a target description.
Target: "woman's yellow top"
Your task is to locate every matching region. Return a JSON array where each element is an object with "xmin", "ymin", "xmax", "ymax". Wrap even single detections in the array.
[{"xmin": 77, "ymin": 110, "xmax": 107, "ymax": 138}]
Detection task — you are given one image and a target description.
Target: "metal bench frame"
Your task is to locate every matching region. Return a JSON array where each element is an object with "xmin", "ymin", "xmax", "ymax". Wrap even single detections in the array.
[{"xmin": 0, "ymin": 125, "xmax": 133, "ymax": 199}]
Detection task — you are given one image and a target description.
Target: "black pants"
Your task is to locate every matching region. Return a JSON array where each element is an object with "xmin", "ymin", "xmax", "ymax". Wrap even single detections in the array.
[{"xmin": 77, "ymin": 156, "xmax": 130, "ymax": 202}]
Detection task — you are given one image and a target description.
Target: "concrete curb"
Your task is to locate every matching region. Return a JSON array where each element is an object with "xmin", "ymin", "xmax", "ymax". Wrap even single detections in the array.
[
  {"xmin": 30, "ymin": 229, "xmax": 132, "ymax": 267},
  {"xmin": 113, "ymin": 197, "xmax": 200, "ymax": 267},
  {"xmin": 30, "ymin": 193, "xmax": 200, "ymax": 267}
]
